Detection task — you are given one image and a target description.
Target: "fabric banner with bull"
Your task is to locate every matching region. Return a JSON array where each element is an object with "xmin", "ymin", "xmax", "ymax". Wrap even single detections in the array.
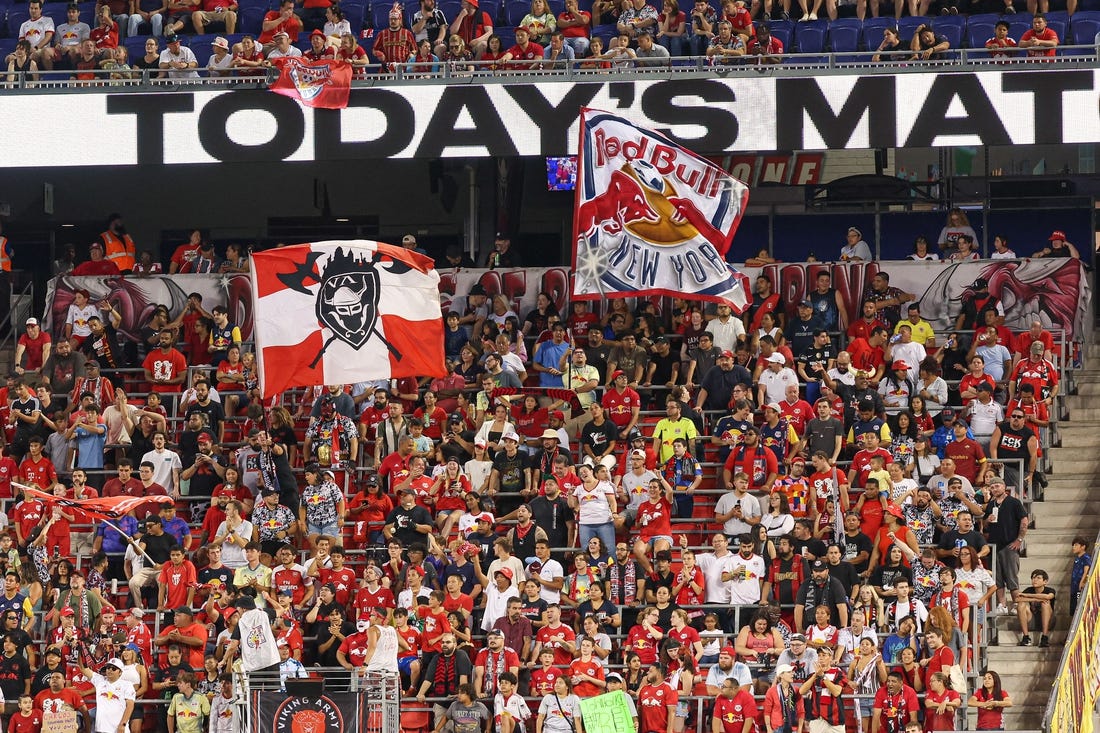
[
  {"xmin": 571, "ymin": 108, "xmax": 752, "ymax": 311},
  {"xmin": 42, "ymin": 258, "xmax": 1091, "ymax": 370}
]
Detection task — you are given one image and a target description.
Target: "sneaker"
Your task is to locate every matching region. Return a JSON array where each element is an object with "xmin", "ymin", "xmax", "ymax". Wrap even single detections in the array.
[
  {"xmin": 996, "ymin": 603, "xmax": 1010, "ymax": 615},
  {"xmin": 1040, "ymin": 635, "xmax": 1050, "ymax": 648},
  {"xmin": 949, "ymin": 5, "xmax": 958, "ymax": 12},
  {"xmin": 939, "ymin": 6, "xmax": 948, "ymax": 12},
  {"xmin": 780, "ymin": 10, "xmax": 790, "ymax": 19},
  {"xmin": 1005, "ymin": 3, "xmax": 1015, "ymax": 10},
  {"xmin": 1018, "ymin": 635, "xmax": 1032, "ymax": 646},
  {"xmin": 808, "ymin": 11, "xmax": 817, "ymax": 18}
]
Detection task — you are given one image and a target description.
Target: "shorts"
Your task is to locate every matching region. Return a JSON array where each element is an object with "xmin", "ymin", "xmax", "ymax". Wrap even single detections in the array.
[
  {"xmin": 398, "ymin": 656, "xmax": 417, "ymax": 676},
  {"xmin": 674, "ymin": 701, "xmax": 690, "ymax": 718},
  {"xmin": 308, "ymin": 521, "xmax": 339, "ymax": 537},
  {"xmin": 195, "ymin": 9, "xmax": 233, "ymax": 22},
  {"xmin": 642, "ymin": 535, "xmax": 673, "ymax": 549},
  {"xmin": 855, "ymin": 696, "xmax": 875, "ymax": 719},
  {"xmin": 996, "ymin": 546, "xmax": 1021, "ymax": 592},
  {"xmin": 129, "ymin": 702, "xmax": 145, "ymax": 720}
]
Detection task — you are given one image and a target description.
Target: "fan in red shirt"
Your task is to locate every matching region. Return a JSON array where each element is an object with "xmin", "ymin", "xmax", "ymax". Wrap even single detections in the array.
[
  {"xmin": 848, "ymin": 433, "xmax": 893, "ymax": 488},
  {"xmin": 304, "ymin": 28, "xmax": 334, "ymax": 59},
  {"xmin": 567, "ymin": 302, "xmax": 600, "ymax": 336},
  {"xmin": 317, "ymin": 549, "xmax": 357, "ymax": 606},
  {"xmin": 272, "ymin": 545, "xmax": 312, "ymax": 607},
  {"xmin": 353, "ymin": 565, "xmax": 395, "ymax": 619},
  {"xmin": 808, "ymin": 452, "xmax": 850, "ymax": 515},
  {"xmin": 336, "ymin": 33, "xmax": 369, "ymax": 77},
  {"xmin": 602, "ymin": 374, "xmax": 641, "ymax": 437},
  {"xmin": 501, "ymin": 26, "xmax": 544, "ymax": 69},
  {"xmin": 530, "ymin": 649, "xmax": 562, "ymax": 697},
  {"xmin": 535, "ymin": 607, "xmax": 576, "ymax": 667},
  {"xmin": 373, "ymin": 4, "xmax": 417, "ymax": 69},
  {"xmin": 1020, "ymin": 14, "xmax": 1058, "ymax": 58},
  {"xmin": 158, "ymin": 548, "xmax": 198, "ymax": 610},
  {"xmin": 637, "ymin": 664, "xmax": 678, "ymax": 733},
  {"xmin": 6, "ymin": 698, "xmax": 41, "ymax": 733},
  {"xmin": 942, "ymin": 422, "xmax": 987, "ymax": 485},
  {"xmin": 923, "ymin": 672, "xmax": 962, "ymax": 731},
  {"xmin": 416, "ymin": 593, "xmax": 453, "ymax": 653},
  {"xmin": 568, "ymin": 638, "xmax": 606, "ymax": 697},
  {"xmin": 624, "ymin": 607, "xmax": 662, "ymax": 665},
  {"xmin": 258, "ymin": 0, "xmax": 302, "ymax": 46},
  {"xmin": 712, "ymin": 677, "xmax": 759, "ymax": 733},
  {"xmin": 10, "ymin": 489, "xmax": 44, "ymax": 548},
  {"xmin": 90, "ymin": 7, "xmax": 119, "ymax": 50},
  {"xmin": 922, "ymin": 629, "xmax": 955, "ymax": 689},
  {"xmin": 984, "ymin": 21, "xmax": 1017, "ymax": 59},
  {"xmin": 1009, "ymin": 343, "xmax": 1059, "ymax": 403},
  {"xmin": 18, "ymin": 438, "xmax": 56, "ymax": 490},
  {"xmin": 634, "ymin": 479, "xmax": 674, "ymax": 554},
  {"xmin": 35, "ymin": 668, "xmax": 89, "ymax": 718},
  {"xmin": 846, "ymin": 328, "xmax": 888, "ymax": 377},
  {"xmin": 778, "ymin": 385, "xmax": 812, "ymax": 435}
]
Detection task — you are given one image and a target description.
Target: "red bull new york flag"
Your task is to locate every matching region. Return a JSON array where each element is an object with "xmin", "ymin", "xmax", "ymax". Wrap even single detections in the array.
[
  {"xmin": 270, "ymin": 57, "xmax": 352, "ymax": 109},
  {"xmin": 250, "ymin": 242, "xmax": 446, "ymax": 399},
  {"xmin": 572, "ymin": 108, "xmax": 751, "ymax": 311}
]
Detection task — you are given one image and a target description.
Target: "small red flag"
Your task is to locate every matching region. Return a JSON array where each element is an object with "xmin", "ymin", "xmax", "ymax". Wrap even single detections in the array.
[{"xmin": 269, "ymin": 57, "xmax": 352, "ymax": 109}]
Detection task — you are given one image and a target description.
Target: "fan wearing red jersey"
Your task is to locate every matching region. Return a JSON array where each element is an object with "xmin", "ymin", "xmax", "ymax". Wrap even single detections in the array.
[
  {"xmin": 637, "ymin": 663, "xmax": 677, "ymax": 733},
  {"xmin": 712, "ymin": 677, "xmax": 758, "ymax": 733},
  {"xmin": 568, "ymin": 638, "xmax": 606, "ymax": 698}
]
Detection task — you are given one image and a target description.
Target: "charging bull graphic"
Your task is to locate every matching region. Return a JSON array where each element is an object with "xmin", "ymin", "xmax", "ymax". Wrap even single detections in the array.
[{"xmin": 572, "ymin": 108, "xmax": 752, "ymax": 311}]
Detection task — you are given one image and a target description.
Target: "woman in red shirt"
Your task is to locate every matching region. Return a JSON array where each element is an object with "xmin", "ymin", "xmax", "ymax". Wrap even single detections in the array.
[
  {"xmin": 969, "ymin": 669, "xmax": 1012, "ymax": 730},
  {"xmin": 477, "ymin": 34, "xmax": 507, "ymax": 68},
  {"xmin": 624, "ymin": 607, "xmax": 663, "ymax": 665},
  {"xmin": 923, "ymin": 672, "xmax": 961, "ymax": 731}
]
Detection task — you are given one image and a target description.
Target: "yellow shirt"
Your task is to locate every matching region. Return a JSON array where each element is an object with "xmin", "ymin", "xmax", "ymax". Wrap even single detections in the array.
[{"xmin": 893, "ymin": 318, "xmax": 936, "ymax": 345}]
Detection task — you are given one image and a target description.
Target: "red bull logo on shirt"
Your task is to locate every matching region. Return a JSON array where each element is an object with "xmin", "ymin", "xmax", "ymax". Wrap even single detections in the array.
[{"xmin": 572, "ymin": 108, "xmax": 751, "ymax": 312}]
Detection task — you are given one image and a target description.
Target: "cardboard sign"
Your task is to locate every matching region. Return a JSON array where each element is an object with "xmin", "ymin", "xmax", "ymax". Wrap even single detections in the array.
[
  {"xmin": 42, "ymin": 709, "xmax": 80, "ymax": 733},
  {"xmin": 578, "ymin": 690, "xmax": 634, "ymax": 733}
]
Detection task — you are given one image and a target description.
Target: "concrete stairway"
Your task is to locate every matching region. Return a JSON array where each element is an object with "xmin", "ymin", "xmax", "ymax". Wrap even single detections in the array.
[{"xmin": 977, "ymin": 342, "xmax": 1100, "ymax": 730}]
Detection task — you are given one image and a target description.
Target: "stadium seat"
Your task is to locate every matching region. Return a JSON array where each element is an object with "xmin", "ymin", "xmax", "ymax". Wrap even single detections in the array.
[
  {"xmin": 965, "ymin": 16, "xmax": 995, "ymax": 47},
  {"xmin": 239, "ymin": 6, "xmax": 266, "ymax": 33},
  {"xmin": 827, "ymin": 22, "xmax": 860, "ymax": 60},
  {"xmin": 42, "ymin": 3, "xmax": 69, "ymax": 28},
  {"xmin": 931, "ymin": 15, "xmax": 963, "ymax": 55},
  {"xmin": 78, "ymin": 5, "xmax": 94, "ymax": 24},
  {"xmin": 0, "ymin": 38, "xmax": 15, "ymax": 59},
  {"xmin": 371, "ymin": 1, "xmax": 393, "ymax": 29},
  {"xmin": 505, "ymin": 0, "xmax": 529, "ymax": 26},
  {"xmin": 793, "ymin": 18, "xmax": 826, "ymax": 52},
  {"xmin": 1068, "ymin": 14, "xmax": 1100, "ymax": 54},
  {"xmin": 496, "ymin": 25, "xmax": 515, "ymax": 46},
  {"xmin": 547, "ymin": 0, "xmax": 564, "ymax": 16},
  {"xmin": 192, "ymin": 43, "xmax": 213, "ymax": 67},
  {"xmin": 1007, "ymin": 14, "xmax": 1031, "ymax": 40},
  {"xmin": 236, "ymin": 0, "xmax": 270, "ymax": 10},
  {"xmin": 767, "ymin": 18, "xmax": 792, "ymax": 48},
  {"xmin": 438, "ymin": 0, "xmax": 462, "ymax": 21},
  {"xmin": 341, "ymin": 2, "xmax": 367, "ymax": 31},
  {"xmin": 896, "ymin": 15, "xmax": 924, "ymax": 40},
  {"xmin": 1046, "ymin": 17, "xmax": 1066, "ymax": 41},
  {"xmin": 591, "ymin": 21, "xmax": 617, "ymax": 43},
  {"xmin": 7, "ymin": 7, "xmax": 28, "ymax": 37},
  {"xmin": 860, "ymin": 16, "xmax": 894, "ymax": 49},
  {"xmin": 124, "ymin": 35, "xmax": 147, "ymax": 61}
]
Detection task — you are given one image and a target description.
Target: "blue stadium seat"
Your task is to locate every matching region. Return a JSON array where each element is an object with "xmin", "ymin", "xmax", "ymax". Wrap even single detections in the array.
[
  {"xmin": 341, "ymin": 2, "xmax": 367, "ymax": 31},
  {"xmin": 827, "ymin": 24, "xmax": 860, "ymax": 57},
  {"xmin": 860, "ymin": 16, "xmax": 893, "ymax": 49},
  {"xmin": 238, "ymin": 6, "xmax": 266, "ymax": 33},
  {"xmin": 0, "ymin": 37, "xmax": 16, "ymax": 58},
  {"xmin": 1068, "ymin": 14, "xmax": 1100, "ymax": 53},
  {"xmin": 42, "ymin": 3, "xmax": 69, "ymax": 28},
  {"xmin": 575, "ymin": 0, "xmax": 592, "ymax": 12},
  {"xmin": 7, "ymin": 7, "xmax": 28, "ymax": 37},
  {"xmin": 439, "ymin": 0, "xmax": 462, "ymax": 21},
  {"xmin": 236, "ymin": 0, "xmax": 270, "ymax": 10},
  {"xmin": 496, "ymin": 25, "xmax": 515, "ymax": 46},
  {"xmin": 931, "ymin": 15, "xmax": 962, "ymax": 54},
  {"xmin": 793, "ymin": 18, "xmax": 827, "ymax": 52},
  {"xmin": 965, "ymin": 17, "xmax": 995, "ymax": 47},
  {"xmin": 547, "ymin": 0, "xmax": 564, "ymax": 16},
  {"xmin": 896, "ymin": 15, "xmax": 924, "ymax": 41},
  {"xmin": 505, "ymin": 0, "xmax": 529, "ymax": 26},
  {"xmin": 766, "ymin": 18, "xmax": 792, "ymax": 48},
  {"xmin": 591, "ymin": 21, "xmax": 617, "ymax": 42},
  {"xmin": 78, "ymin": 6, "xmax": 94, "ymax": 25},
  {"xmin": 1046, "ymin": 18, "xmax": 1066, "ymax": 40},
  {"xmin": 371, "ymin": 1, "xmax": 393, "ymax": 29},
  {"xmin": 1007, "ymin": 14, "xmax": 1031, "ymax": 40},
  {"xmin": 123, "ymin": 35, "xmax": 147, "ymax": 61},
  {"xmin": 192, "ymin": 43, "xmax": 213, "ymax": 67}
]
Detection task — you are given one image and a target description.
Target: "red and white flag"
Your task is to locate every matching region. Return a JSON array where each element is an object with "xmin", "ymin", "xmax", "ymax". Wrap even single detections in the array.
[
  {"xmin": 269, "ymin": 57, "xmax": 352, "ymax": 109},
  {"xmin": 16, "ymin": 484, "xmax": 174, "ymax": 520},
  {"xmin": 250, "ymin": 241, "xmax": 446, "ymax": 399},
  {"xmin": 572, "ymin": 107, "xmax": 752, "ymax": 312}
]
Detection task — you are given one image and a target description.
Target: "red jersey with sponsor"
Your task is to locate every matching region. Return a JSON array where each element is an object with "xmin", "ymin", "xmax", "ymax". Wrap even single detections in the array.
[
  {"xmin": 319, "ymin": 567, "xmax": 357, "ymax": 607},
  {"xmin": 273, "ymin": 564, "xmax": 310, "ymax": 605},
  {"xmin": 567, "ymin": 312, "xmax": 600, "ymax": 336},
  {"xmin": 674, "ymin": 565, "xmax": 705, "ymax": 608},
  {"xmin": 158, "ymin": 560, "xmax": 197, "ymax": 609},
  {"xmin": 625, "ymin": 624, "xmax": 662, "ymax": 665},
  {"xmin": 7, "ymin": 711, "xmax": 42, "ymax": 733},
  {"xmin": 568, "ymin": 658, "xmax": 605, "ymax": 697},
  {"xmin": 90, "ymin": 22, "xmax": 118, "ymax": 49},
  {"xmin": 416, "ymin": 607, "xmax": 452, "ymax": 652},
  {"xmin": 985, "ymin": 35, "xmax": 1017, "ymax": 58},
  {"xmin": 338, "ymin": 631, "xmax": 372, "ymax": 667},
  {"xmin": 943, "ymin": 438, "xmax": 985, "ymax": 483},
  {"xmin": 1010, "ymin": 357, "xmax": 1058, "ymax": 400},
  {"xmin": 353, "ymin": 586, "xmax": 395, "ymax": 618},
  {"xmin": 1021, "ymin": 26, "xmax": 1057, "ymax": 57},
  {"xmin": 850, "ymin": 447, "xmax": 893, "ymax": 487},
  {"xmin": 602, "ymin": 388, "xmax": 640, "ymax": 428},
  {"xmin": 638, "ymin": 683, "xmax": 678, "ymax": 733},
  {"xmin": 636, "ymin": 498, "xmax": 672, "ymax": 542},
  {"xmin": 19, "ymin": 457, "xmax": 56, "ymax": 490},
  {"xmin": 358, "ymin": 404, "xmax": 389, "ymax": 438},
  {"xmin": 667, "ymin": 625, "xmax": 699, "ymax": 651},
  {"xmin": 847, "ymin": 337, "xmax": 885, "ymax": 374},
  {"xmin": 35, "ymin": 687, "xmax": 85, "ymax": 715},
  {"xmin": 536, "ymin": 624, "xmax": 576, "ymax": 667},
  {"xmin": 808, "ymin": 470, "xmax": 847, "ymax": 514},
  {"xmin": 442, "ymin": 592, "xmax": 473, "ymax": 617},
  {"xmin": 505, "ymin": 41, "xmax": 544, "ymax": 69},
  {"xmin": 713, "ymin": 689, "xmax": 759, "ymax": 733},
  {"xmin": 127, "ymin": 623, "xmax": 154, "ymax": 666},
  {"xmin": 11, "ymin": 499, "xmax": 44, "ymax": 540},
  {"xmin": 414, "ymin": 405, "xmax": 448, "ymax": 441},
  {"xmin": 530, "ymin": 666, "xmax": 562, "ymax": 697},
  {"xmin": 779, "ymin": 398, "xmax": 813, "ymax": 435}
]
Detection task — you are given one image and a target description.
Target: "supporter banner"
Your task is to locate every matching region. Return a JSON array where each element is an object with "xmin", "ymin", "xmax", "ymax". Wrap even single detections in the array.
[
  {"xmin": 252, "ymin": 691, "xmax": 368, "ymax": 732},
  {"xmin": 250, "ymin": 241, "xmax": 446, "ymax": 398},
  {"xmin": 270, "ymin": 58, "xmax": 353, "ymax": 109},
  {"xmin": 19, "ymin": 483, "xmax": 174, "ymax": 519},
  {"xmin": 1048, "ymin": 536, "xmax": 1100, "ymax": 733},
  {"xmin": 3, "ymin": 69, "xmax": 1100, "ymax": 165},
  {"xmin": 43, "ymin": 273, "xmax": 255, "ymax": 343},
  {"xmin": 572, "ymin": 108, "xmax": 752, "ymax": 311},
  {"xmin": 41, "ymin": 259, "xmax": 1090, "ymax": 370}
]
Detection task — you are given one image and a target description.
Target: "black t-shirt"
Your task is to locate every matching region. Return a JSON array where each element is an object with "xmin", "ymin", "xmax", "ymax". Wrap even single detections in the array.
[
  {"xmin": 188, "ymin": 452, "xmax": 227, "ymax": 497},
  {"xmin": 869, "ymin": 564, "xmax": 912, "ymax": 592},
  {"xmin": 313, "ymin": 621, "xmax": 355, "ymax": 667},
  {"xmin": 492, "ymin": 451, "xmax": 530, "ymax": 494},
  {"xmin": 936, "ymin": 529, "xmax": 987, "ymax": 568},
  {"xmin": 141, "ymin": 531, "xmax": 176, "ymax": 564},
  {"xmin": 384, "ymin": 504, "xmax": 433, "ymax": 546},
  {"xmin": 825, "ymin": 560, "xmax": 861, "ymax": 596},
  {"xmin": 0, "ymin": 653, "xmax": 31, "ymax": 701},
  {"xmin": 839, "ymin": 531, "xmax": 874, "ymax": 574},
  {"xmin": 153, "ymin": 662, "xmax": 192, "ymax": 700},
  {"xmin": 10, "ymin": 397, "xmax": 40, "ymax": 439},
  {"xmin": 983, "ymin": 496, "xmax": 1027, "ymax": 548},
  {"xmin": 31, "ymin": 661, "xmax": 66, "ymax": 696},
  {"xmin": 527, "ymin": 495, "xmax": 572, "ymax": 548},
  {"xmin": 520, "ymin": 597, "xmax": 548, "ymax": 625},
  {"xmin": 647, "ymin": 351, "xmax": 678, "ymax": 386},
  {"xmin": 792, "ymin": 537, "xmax": 827, "ymax": 560},
  {"xmin": 798, "ymin": 344, "xmax": 836, "ymax": 382},
  {"xmin": 579, "ymin": 420, "xmax": 617, "ymax": 458},
  {"xmin": 185, "ymin": 400, "xmax": 225, "ymax": 434},
  {"xmin": 198, "ymin": 566, "xmax": 235, "ymax": 603}
]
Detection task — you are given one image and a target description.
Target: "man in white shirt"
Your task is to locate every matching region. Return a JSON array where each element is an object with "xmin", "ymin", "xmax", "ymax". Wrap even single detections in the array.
[
  {"xmin": 529, "ymin": 539, "xmax": 563, "ymax": 604},
  {"xmin": 723, "ymin": 534, "xmax": 766, "ymax": 607},
  {"xmin": 78, "ymin": 657, "xmax": 135, "ymax": 733},
  {"xmin": 888, "ymin": 325, "xmax": 926, "ymax": 382},
  {"xmin": 757, "ymin": 353, "xmax": 799, "ymax": 405},
  {"xmin": 266, "ymin": 30, "xmax": 302, "ymax": 58},
  {"xmin": 708, "ymin": 303, "xmax": 747, "ymax": 353},
  {"xmin": 20, "ymin": 0, "xmax": 55, "ymax": 67},
  {"xmin": 826, "ymin": 351, "xmax": 857, "ymax": 388},
  {"xmin": 141, "ymin": 431, "xmax": 181, "ymax": 496},
  {"xmin": 682, "ymin": 533, "xmax": 734, "ymax": 604},
  {"xmin": 159, "ymin": 33, "xmax": 200, "ymax": 78},
  {"xmin": 715, "ymin": 473, "xmax": 762, "ymax": 538}
]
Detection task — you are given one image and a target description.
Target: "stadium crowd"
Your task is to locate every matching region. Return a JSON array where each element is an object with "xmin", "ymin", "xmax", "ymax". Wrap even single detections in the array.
[
  {"xmin": 3, "ymin": 0, "xmax": 1096, "ymax": 82},
  {"xmin": 0, "ymin": 224, "xmax": 1072, "ymax": 733}
]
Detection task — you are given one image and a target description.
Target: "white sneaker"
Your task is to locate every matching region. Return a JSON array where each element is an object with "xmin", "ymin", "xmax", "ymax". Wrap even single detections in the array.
[
  {"xmin": 808, "ymin": 11, "xmax": 818, "ymax": 18},
  {"xmin": 996, "ymin": 603, "xmax": 1010, "ymax": 614}
]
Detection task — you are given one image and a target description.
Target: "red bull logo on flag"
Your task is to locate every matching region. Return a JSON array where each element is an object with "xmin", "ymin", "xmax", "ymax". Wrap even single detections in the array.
[{"xmin": 572, "ymin": 108, "xmax": 752, "ymax": 312}]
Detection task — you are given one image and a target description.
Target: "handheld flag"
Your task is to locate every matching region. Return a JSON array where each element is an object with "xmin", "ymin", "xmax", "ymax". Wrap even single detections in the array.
[
  {"xmin": 250, "ymin": 241, "xmax": 446, "ymax": 398},
  {"xmin": 270, "ymin": 57, "xmax": 352, "ymax": 109},
  {"xmin": 572, "ymin": 108, "xmax": 751, "ymax": 312}
]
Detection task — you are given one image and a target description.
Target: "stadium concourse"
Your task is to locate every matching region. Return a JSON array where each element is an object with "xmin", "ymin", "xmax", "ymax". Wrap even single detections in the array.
[{"xmin": 0, "ymin": 225, "xmax": 1087, "ymax": 733}]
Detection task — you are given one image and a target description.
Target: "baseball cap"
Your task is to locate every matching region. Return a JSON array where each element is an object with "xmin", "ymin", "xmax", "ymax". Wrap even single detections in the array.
[
  {"xmin": 891, "ymin": 360, "xmax": 910, "ymax": 371},
  {"xmin": 272, "ymin": 30, "xmax": 288, "ymax": 39},
  {"xmin": 789, "ymin": 634, "xmax": 807, "ymax": 643},
  {"xmin": 165, "ymin": 32, "xmax": 180, "ymax": 42},
  {"xmin": 487, "ymin": 627, "xmax": 505, "ymax": 637},
  {"xmin": 606, "ymin": 673, "xmax": 624, "ymax": 683},
  {"xmin": 1049, "ymin": 230, "xmax": 1067, "ymax": 241},
  {"xmin": 720, "ymin": 645, "xmax": 736, "ymax": 656},
  {"xmin": 765, "ymin": 353, "xmax": 785, "ymax": 364},
  {"xmin": 775, "ymin": 663, "xmax": 794, "ymax": 675},
  {"xmin": 477, "ymin": 512, "xmax": 495, "ymax": 524},
  {"xmin": 941, "ymin": 408, "xmax": 956, "ymax": 420},
  {"xmin": 25, "ymin": 318, "xmax": 37, "ymax": 326},
  {"xmin": 60, "ymin": 607, "xmax": 75, "ymax": 617},
  {"xmin": 798, "ymin": 299, "xmax": 813, "ymax": 308},
  {"xmin": 720, "ymin": 350, "xmax": 735, "ymax": 359},
  {"xmin": 102, "ymin": 658, "xmax": 124, "ymax": 672},
  {"xmin": 811, "ymin": 559, "xmax": 827, "ymax": 571},
  {"xmin": 540, "ymin": 429, "xmax": 559, "ymax": 440},
  {"xmin": 765, "ymin": 402, "xmax": 781, "ymax": 412},
  {"xmin": 197, "ymin": 431, "xmax": 214, "ymax": 443},
  {"xmin": 448, "ymin": 411, "xmax": 464, "ymax": 423},
  {"xmin": 610, "ymin": 370, "xmax": 626, "ymax": 380},
  {"xmin": 630, "ymin": 449, "xmax": 646, "ymax": 459},
  {"xmin": 474, "ymin": 438, "xmax": 488, "ymax": 449},
  {"xmin": 550, "ymin": 410, "xmax": 565, "ymax": 421},
  {"xmin": 885, "ymin": 503, "xmax": 904, "ymax": 519},
  {"xmin": 494, "ymin": 568, "xmax": 513, "ymax": 580}
]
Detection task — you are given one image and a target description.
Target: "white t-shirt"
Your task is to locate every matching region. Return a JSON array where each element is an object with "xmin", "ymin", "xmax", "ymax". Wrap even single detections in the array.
[
  {"xmin": 621, "ymin": 470, "xmax": 658, "ymax": 511},
  {"xmin": 365, "ymin": 624, "xmax": 399, "ymax": 673},
  {"xmin": 714, "ymin": 491, "xmax": 761, "ymax": 537},
  {"xmin": 709, "ymin": 316, "xmax": 746, "ymax": 353},
  {"xmin": 19, "ymin": 16, "xmax": 55, "ymax": 47},
  {"xmin": 215, "ymin": 520, "xmax": 254, "ymax": 569},
  {"xmin": 480, "ymin": 584, "xmax": 519, "ymax": 632},
  {"xmin": 142, "ymin": 448, "xmax": 182, "ymax": 492},
  {"xmin": 91, "ymin": 673, "xmax": 135, "ymax": 733},
  {"xmin": 159, "ymin": 45, "xmax": 200, "ymax": 77},
  {"xmin": 759, "ymin": 367, "xmax": 799, "ymax": 404},
  {"xmin": 495, "ymin": 692, "xmax": 532, "ymax": 731},
  {"xmin": 537, "ymin": 694, "xmax": 582, "ymax": 733},
  {"xmin": 573, "ymin": 482, "xmax": 614, "ymax": 526},
  {"xmin": 534, "ymin": 558, "xmax": 564, "ymax": 604},
  {"xmin": 694, "ymin": 551, "xmax": 735, "ymax": 603},
  {"xmin": 55, "ymin": 21, "xmax": 90, "ymax": 47},
  {"xmin": 267, "ymin": 45, "xmax": 303, "ymax": 58},
  {"xmin": 725, "ymin": 552, "xmax": 766, "ymax": 605},
  {"xmin": 207, "ymin": 50, "xmax": 234, "ymax": 74},
  {"xmin": 967, "ymin": 399, "xmax": 1004, "ymax": 437},
  {"xmin": 990, "ymin": 249, "xmax": 1017, "ymax": 260}
]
